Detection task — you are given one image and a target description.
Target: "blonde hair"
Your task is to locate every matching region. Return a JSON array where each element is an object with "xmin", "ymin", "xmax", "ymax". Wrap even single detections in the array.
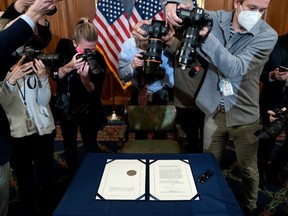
[
  {"xmin": 0, "ymin": 18, "xmax": 12, "ymax": 31},
  {"xmin": 73, "ymin": 17, "xmax": 98, "ymax": 43}
]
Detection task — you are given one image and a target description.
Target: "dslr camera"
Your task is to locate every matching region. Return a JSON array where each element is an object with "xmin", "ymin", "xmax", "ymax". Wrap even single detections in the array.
[
  {"xmin": 76, "ymin": 48, "xmax": 104, "ymax": 75},
  {"xmin": 138, "ymin": 20, "xmax": 169, "ymax": 86},
  {"xmin": 176, "ymin": 7, "xmax": 213, "ymax": 72},
  {"xmin": 22, "ymin": 47, "xmax": 65, "ymax": 70},
  {"xmin": 254, "ymin": 109, "xmax": 288, "ymax": 140}
]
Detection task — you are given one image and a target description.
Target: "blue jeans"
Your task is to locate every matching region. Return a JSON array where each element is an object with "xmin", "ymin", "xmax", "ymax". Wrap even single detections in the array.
[{"xmin": 203, "ymin": 113, "xmax": 260, "ymax": 210}]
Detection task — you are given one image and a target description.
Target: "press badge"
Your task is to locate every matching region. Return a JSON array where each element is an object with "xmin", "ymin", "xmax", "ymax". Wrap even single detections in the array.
[
  {"xmin": 26, "ymin": 110, "xmax": 35, "ymax": 132},
  {"xmin": 26, "ymin": 118, "xmax": 35, "ymax": 132},
  {"xmin": 219, "ymin": 79, "xmax": 234, "ymax": 96}
]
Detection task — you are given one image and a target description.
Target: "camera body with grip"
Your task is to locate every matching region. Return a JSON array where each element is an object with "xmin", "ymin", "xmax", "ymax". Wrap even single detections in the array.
[
  {"xmin": 176, "ymin": 7, "xmax": 213, "ymax": 71},
  {"xmin": 137, "ymin": 20, "xmax": 168, "ymax": 87},
  {"xmin": 76, "ymin": 48, "xmax": 104, "ymax": 75}
]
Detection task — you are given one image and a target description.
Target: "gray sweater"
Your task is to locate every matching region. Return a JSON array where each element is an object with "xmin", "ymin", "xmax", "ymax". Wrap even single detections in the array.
[
  {"xmin": 196, "ymin": 10, "xmax": 277, "ymax": 126},
  {"xmin": 0, "ymin": 75, "xmax": 55, "ymax": 138}
]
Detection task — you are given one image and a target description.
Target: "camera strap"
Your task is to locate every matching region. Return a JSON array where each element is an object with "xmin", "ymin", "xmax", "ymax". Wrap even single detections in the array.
[{"xmin": 16, "ymin": 78, "xmax": 36, "ymax": 131}]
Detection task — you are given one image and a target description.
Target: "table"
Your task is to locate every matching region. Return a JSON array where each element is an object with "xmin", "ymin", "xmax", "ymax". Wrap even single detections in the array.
[{"xmin": 53, "ymin": 153, "xmax": 243, "ymax": 216}]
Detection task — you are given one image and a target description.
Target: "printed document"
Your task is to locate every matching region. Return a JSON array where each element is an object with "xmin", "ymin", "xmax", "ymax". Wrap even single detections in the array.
[
  {"xmin": 96, "ymin": 159, "xmax": 146, "ymax": 200},
  {"xmin": 149, "ymin": 160, "xmax": 199, "ymax": 200}
]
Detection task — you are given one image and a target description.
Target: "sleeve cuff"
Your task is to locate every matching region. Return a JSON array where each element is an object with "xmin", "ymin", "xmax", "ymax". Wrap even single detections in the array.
[
  {"xmin": 5, "ymin": 80, "xmax": 15, "ymax": 91},
  {"xmin": 20, "ymin": 14, "xmax": 35, "ymax": 30}
]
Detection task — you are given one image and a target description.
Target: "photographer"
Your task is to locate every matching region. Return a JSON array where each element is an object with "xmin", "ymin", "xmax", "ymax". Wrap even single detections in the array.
[
  {"xmin": 0, "ymin": 0, "xmax": 58, "ymax": 79},
  {"xmin": 0, "ymin": 56, "xmax": 56, "ymax": 216},
  {"xmin": 258, "ymin": 33, "xmax": 288, "ymax": 189},
  {"xmin": 118, "ymin": 21, "xmax": 174, "ymax": 106},
  {"xmin": 0, "ymin": 0, "xmax": 53, "ymax": 80},
  {"xmin": 132, "ymin": 17, "xmax": 206, "ymax": 152},
  {"xmin": 154, "ymin": 0, "xmax": 277, "ymax": 214},
  {"xmin": 53, "ymin": 17, "xmax": 107, "ymax": 179}
]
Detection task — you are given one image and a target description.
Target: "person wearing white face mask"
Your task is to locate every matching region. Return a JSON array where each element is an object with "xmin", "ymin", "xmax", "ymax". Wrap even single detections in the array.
[
  {"xmin": 132, "ymin": 0, "xmax": 278, "ymax": 215},
  {"xmin": 237, "ymin": 4, "xmax": 263, "ymax": 31}
]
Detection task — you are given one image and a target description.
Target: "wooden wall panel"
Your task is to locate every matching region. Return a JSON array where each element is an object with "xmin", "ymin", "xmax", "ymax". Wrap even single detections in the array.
[
  {"xmin": 204, "ymin": 0, "xmax": 233, "ymax": 11},
  {"xmin": 45, "ymin": 0, "xmax": 96, "ymax": 52},
  {"xmin": 265, "ymin": 0, "xmax": 288, "ymax": 35},
  {"xmin": 0, "ymin": 0, "xmax": 13, "ymax": 11}
]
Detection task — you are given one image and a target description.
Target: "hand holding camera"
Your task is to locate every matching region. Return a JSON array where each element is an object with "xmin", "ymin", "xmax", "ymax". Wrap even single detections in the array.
[
  {"xmin": 76, "ymin": 49, "xmax": 104, "ymax": 75},
  {"xmin": 27, "ymin": 0, "xmax": 59, "ymax": 22},
  {"xmin": 14, "ymin": 0, "xmax": 35, "ymax": 13},
  {"xmin": 32, "ymin": 58, "xmax": 47, "ymax": 79},
  {"xmin": 132, "ymin": 20, "xmax": 168, "ymax": 86},
  {"xmin": 131, "ymin": 52, "xmax": 145, "ymax": 70},
  {"xmin": 176, "ymin": 7, "xmax": 213, "ymax": 68},
  {"xmin": 165, "ymin": 2, "xmax": 190, "ymax": 27},
  {"xmin": 132, "ymin": 20, "xmax": 151, "ymax": 42},
  {"xmin": 7, "ymin": 56, "xmax": 34, "ymax": 85},
  {"xmin": 254, "ymin": 108, "xmax": 288, "ymax": 140}
]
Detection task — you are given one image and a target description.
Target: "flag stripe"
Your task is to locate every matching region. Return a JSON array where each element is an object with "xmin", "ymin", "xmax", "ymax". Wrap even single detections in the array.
[{"xmin": 94, "ymin": 0, "xmax": 165, "ymax": 90}]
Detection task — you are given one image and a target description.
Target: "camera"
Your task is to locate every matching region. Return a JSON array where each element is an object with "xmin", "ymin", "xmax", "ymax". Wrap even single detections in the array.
[
  {"xmin": 135, "ymin": 51, "xmax": 165, "ymax": 88},
  {"xmin": 76, "ymin": 48, "xmax": 104, "ymax": 75},
  {"xmin": 139, "ymin": 20, "xmax": 168, "ymax": 86},
  {"xmin": 254, "ymin": 109, "xmax": 288, "ymax": 140},
  {"xmin": 176, "ymin": 7, "xmax": 213, "ymax": 71},
  {"xmin": 23, "ymin": 48, "xmax": 65, "ymax": 70}
]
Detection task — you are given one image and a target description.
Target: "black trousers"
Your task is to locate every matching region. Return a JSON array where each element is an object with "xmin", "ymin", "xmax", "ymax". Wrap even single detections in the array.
[
  {"xmin": 268, "ymin": 131, "xmax": 288, "ymax": 174},
  {"xmin": 176, "ymin": 107, "xmax": 205, "ymax": 153},
  {"xmin": 59, "ymin": 112, "xmax": 99, "ymax": 177},
  {"xmin": 10, "ymin": 132, "xmax": 55, "ymax": 216}
]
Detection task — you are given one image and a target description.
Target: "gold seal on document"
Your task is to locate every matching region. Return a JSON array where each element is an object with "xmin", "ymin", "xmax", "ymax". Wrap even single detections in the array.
[{"xmin": 127, "ymin": 170, "xmax": 137, "ymax": 176}]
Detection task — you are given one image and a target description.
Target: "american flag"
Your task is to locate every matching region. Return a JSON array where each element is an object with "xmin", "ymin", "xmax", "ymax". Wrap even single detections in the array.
[
  {"xmin": 93, "ymin": 0, "xmax": 131, "ymax": 90},
  {"xmin": 129, "ymin": 0, "xmax": 165, "ymax": 31},
  {"xmin": 94, "ymin": 0, "xmax": 164, "ymax": 90}
]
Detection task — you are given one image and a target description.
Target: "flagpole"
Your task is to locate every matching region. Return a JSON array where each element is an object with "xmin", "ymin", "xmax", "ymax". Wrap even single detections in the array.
[{"xmin": 107, "ymin": 72, "xmax": 120, "ymax": 121}]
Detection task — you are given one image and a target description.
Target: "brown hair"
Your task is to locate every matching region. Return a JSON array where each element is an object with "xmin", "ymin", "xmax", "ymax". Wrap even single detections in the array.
[{"xmin": 73, "ymin": 17, "xmax": 98, "ymax": 43}]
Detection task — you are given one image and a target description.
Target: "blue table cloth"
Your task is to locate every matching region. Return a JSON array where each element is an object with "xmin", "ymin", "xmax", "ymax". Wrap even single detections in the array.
[{"xmin": 53, "ymin": 153, "xmax": 243, "ymax": 216}]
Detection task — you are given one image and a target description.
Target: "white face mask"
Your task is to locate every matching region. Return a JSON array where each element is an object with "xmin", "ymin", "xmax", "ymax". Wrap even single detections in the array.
[{"xmin": 237, "ymin": 5, "xmax": 262, "ymax": 31}]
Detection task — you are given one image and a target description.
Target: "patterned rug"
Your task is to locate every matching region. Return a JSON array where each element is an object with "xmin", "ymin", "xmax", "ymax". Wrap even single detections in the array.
[{"xmin": 222, "ymin": 137, "xmax": 288, "ymax": 216}]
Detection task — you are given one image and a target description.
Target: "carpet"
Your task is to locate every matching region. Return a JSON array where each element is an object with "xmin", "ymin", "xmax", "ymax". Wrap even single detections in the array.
[{"xmin": 222, "ymin": 139, "xmax": 288, "ymax": 216}]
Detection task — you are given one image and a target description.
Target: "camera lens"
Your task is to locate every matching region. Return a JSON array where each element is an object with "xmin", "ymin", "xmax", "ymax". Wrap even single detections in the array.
[{"xmin": 178, "ymin": 27, "xmax": 199, "ymax": 68}]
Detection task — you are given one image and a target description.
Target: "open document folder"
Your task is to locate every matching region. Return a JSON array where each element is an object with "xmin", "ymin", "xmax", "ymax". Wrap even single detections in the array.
[{"xmin": 96, "ymin": 159, "xmax": 199, "ymax": 201}]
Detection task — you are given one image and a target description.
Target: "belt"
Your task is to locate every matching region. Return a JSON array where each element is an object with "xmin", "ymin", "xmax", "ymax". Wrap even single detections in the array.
[{"xmin": 218, "ymin": 105, "xmax": 225, "ymax": 113}]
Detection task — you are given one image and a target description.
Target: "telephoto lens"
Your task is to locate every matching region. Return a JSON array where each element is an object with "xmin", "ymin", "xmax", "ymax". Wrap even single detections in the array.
[
  {"xmin": 176, "ymin": 7, "xmax": 213, "ymax": 69},
  {"xmin": 140, "ymin": 20, "xmax": 168, "ymax": 85}
]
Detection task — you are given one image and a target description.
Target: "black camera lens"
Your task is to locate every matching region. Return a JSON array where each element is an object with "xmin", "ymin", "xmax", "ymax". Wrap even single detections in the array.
[
  {"xmin": 178, "ymin": 27, "xmax": 199, "ymax": 67},
  {"xmin": 22, "ymin": 48, "xmax": 65, "ymax": 70},
  {"xmin": 138, "ymin": 20, "xmax": 168, "ymax": 85},
  {"xmin": 36, "ymin": 52, "xmax": 65, "ymax": 69},
  {"xmin": 176, "ymin": 7, "xmax": 213, "ymax": 69},
  {"xmin": 254, "ymin": 109, "xmax": 288, "ymax": 140}
]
